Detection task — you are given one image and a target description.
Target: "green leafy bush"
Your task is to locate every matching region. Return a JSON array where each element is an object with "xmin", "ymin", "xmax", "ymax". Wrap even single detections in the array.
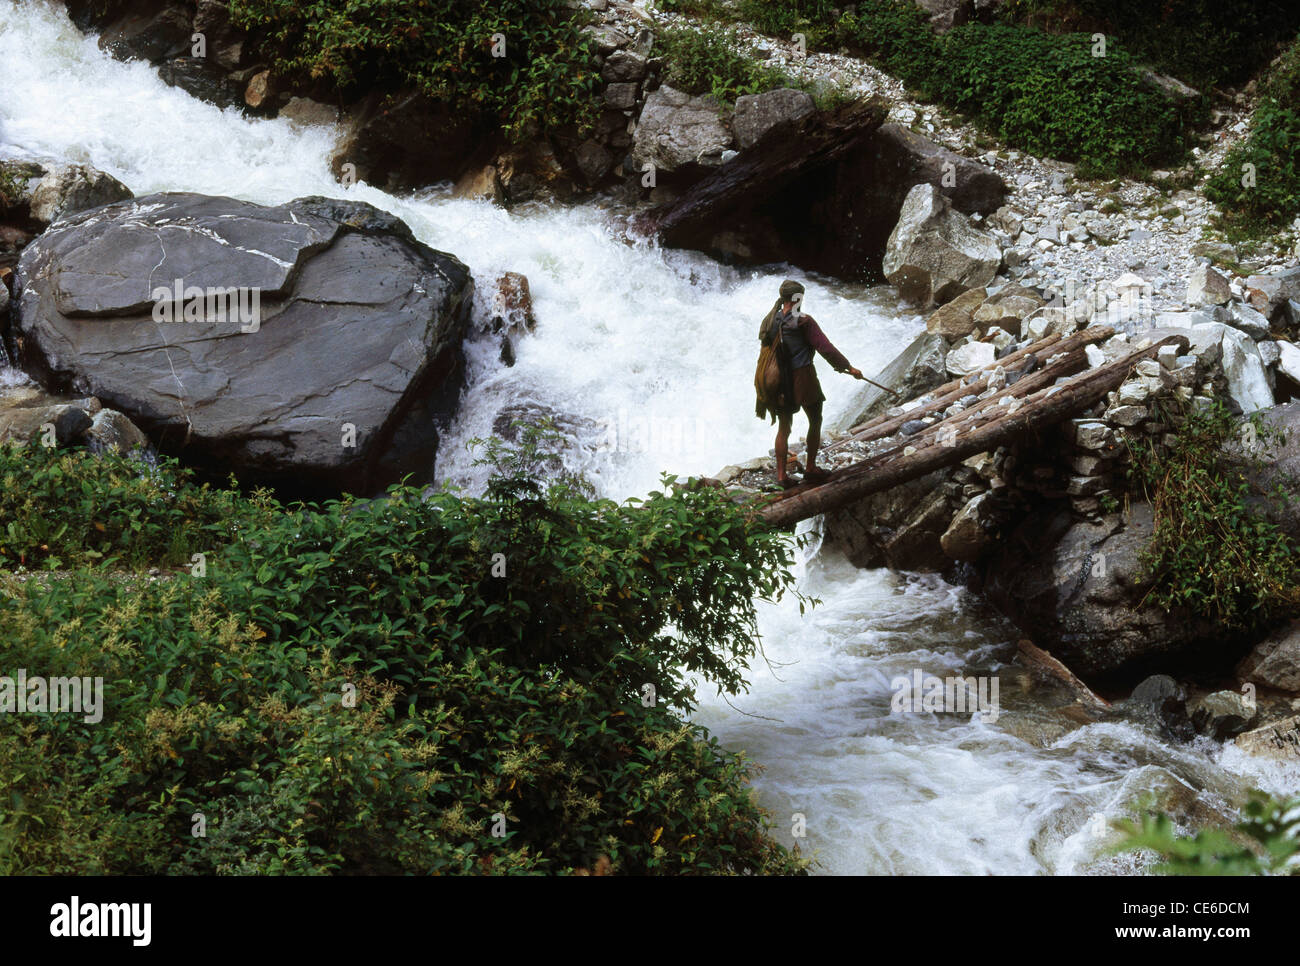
[
  {"xmin": 830, "ymin": 0, "xmax": 941, "ymax": 89},
  {"xmin": 1001, "ymin": 0, "xmax": 1300, "ymax": 91},
  {"xmin": 0, "ymin": 442, "xmax": 274, "ymax": 571},
  {"xmin": 825, "ymin": 5, "xmax": 1190, "ymax": 175},
  {"xmin": 658, "ymin": 25, "xmax": 796, "ymax": 102},
  {"xmin": 738, "ymin": 0, "xmax": 835, "ymax": 42},
  {"xmin": 1114, "ymin": 793, "xmax": 1300, "ymax": 875},
  {"xmin": 933, "ymin": 25, "xmax": 1188, "ymax": 177},
  {"xmin": 1124, "ymin": 399, "xmax": 1300, "ymax": 628},
  {"xmin": 227, "ymin": 0, "xmax": 602, "ymax": 139},
  {"xmin": 1205, "ymin": 38, "xmax": 1300, "ymax": 238},
  {"xmin": 0, "ymin": 424, "xmax": 809, "ymax": 875}
]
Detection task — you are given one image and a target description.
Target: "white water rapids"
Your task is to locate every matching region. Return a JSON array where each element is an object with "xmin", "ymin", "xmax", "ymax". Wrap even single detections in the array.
[{"xmin": 4, "ymin": 0, "xmax": 1298, "ymax": 874}]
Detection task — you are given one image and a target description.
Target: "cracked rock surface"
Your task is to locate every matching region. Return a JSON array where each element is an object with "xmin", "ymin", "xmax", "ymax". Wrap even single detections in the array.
[{"xmin": 11, "ymin": 192, "xmax": 473, "ymax": 496}]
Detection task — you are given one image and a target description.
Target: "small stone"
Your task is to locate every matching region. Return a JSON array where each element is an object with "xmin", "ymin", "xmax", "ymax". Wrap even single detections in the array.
[
  {"xmin": 1073, "ymin": 420, "xmax": 1114, "ymax": 449},
  {"xmin": 1117, "ymin": 381, "xmax": 1150, "ymax": 405},
  {"xmin": 946, "ymin": 341, "xmax": 997, "ymax": 376},
  {"xmin": 1187, "ymin": 264, "xmax": 1231, "ymax": 306},
  {"xmin": 1106, "ymin": 404, "xmax": 1147, "ymax": 427}
]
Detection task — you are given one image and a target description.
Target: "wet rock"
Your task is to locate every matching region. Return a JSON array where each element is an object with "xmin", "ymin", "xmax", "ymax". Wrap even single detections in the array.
[
  {"xmin": 14, "ymin": 193, "xmax": 473, "ymax": 497},
  {"xmin": 28, "ymin": 163, "xmax": 133, "ymax": 227},
  {"xmin": 280, "ymin": 97, "xmax": 339, "ymax": 127},
  {"xmin": 1232, "ymin": 714, "xmax": 1300, "ymax": 762},
  {"xmin": 983, "ymin": 504, "xmax": 1224, "ymax": 678},
  {"xmin": 488, "ymin": 271, "xmax": 536, "ymax": 366},
  {"xmin": 1118, "ymin": 675, "xmax": 1195, "ymax": 742},
  {"xmin": 244, "ymin": 70, "xmax": 273, "ymax": 110},
  {"xmin": 158, "ymin": 56, "xmax": 243, "ymax": 110},
  {"xmin": 574, "ymin": 139, "xmax": 614, "ymax": 185},
  {"xmin": 1188, "ymin": 690, "xmax": 1257, "ymax": 739},
  {"xmin": 452, "ymin": 164, "xmax": 504, "ymax": 205},
  {"xmin": 884, "ymin": 183, "xmax": 999, "ymax": 307},
  {"xmin": 331, "ymin": 92, "xmax": 480, "ymax": 191},
  {"xmin": 825, "ymin": 467, "xmax": 958, "ymax": 571},
  {"xmin": 85, "ymin": 408, "xmax": 151, "ymax": 456}
]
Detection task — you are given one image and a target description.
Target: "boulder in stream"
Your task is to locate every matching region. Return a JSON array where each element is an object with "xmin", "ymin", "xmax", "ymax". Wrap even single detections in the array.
[{"xmin": 12, "ymin": 192, "xmax": 473, "ymax": 496}]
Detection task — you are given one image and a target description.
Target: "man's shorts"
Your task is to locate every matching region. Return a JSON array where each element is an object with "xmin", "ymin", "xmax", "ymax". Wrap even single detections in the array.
[{"xmin": 783, "ymin": 364, "xmax": 824, "ymax": 422}]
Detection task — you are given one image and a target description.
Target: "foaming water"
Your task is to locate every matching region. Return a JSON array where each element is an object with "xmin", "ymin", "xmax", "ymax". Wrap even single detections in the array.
[{"xmin": 4, "ymin": 0, "xmax": 1297, "ymax": 874}]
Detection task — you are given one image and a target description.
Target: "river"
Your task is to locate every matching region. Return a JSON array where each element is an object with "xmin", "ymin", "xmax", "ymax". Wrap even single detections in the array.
[{"xmin": 3, "ymin": 0, "xmax": 1298, "ymax": 874}]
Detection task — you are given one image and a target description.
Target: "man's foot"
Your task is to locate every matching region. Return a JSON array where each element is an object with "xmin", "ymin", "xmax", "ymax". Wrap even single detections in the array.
[
  {"xmin": 773, "ymin": 476, "xmax": 798, "ymax": 491},
  {"xmin": 803, "ymin": 466, "xmax": 832, "ymax": 483}
]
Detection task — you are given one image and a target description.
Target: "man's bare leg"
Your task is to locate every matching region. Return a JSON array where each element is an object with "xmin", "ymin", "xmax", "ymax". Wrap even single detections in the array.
[
  {"xmin": 805, "ymin": 411, "xmax": 823, "ymax": 471},
  {"xmin": 775, "ymin": 415, "xmax": 792, "ymax": 483}
]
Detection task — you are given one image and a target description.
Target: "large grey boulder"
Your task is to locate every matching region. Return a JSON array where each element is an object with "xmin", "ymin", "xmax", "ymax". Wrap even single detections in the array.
[
  {"xmin": 870, "ymin": 124, "xmax": 1006, "ymax": 215},
  {"xmin": 824, "ymin": 466, "xmax": 957, "ymax": 571},
  {"xmin": 631, "ymin": 85, "xmax": 733, "ymax": 173},
  {"xmin": 884, "ymin": 184, "xmax": 1000, "ymax": 307},
  {"xmin": 982, "ymin": 503, "xmax": 1226, "ymax": 678},
  {"xmin": 732, "ymin": 88, "xmax": 815, "ymax": 151},
  {"xmin": 12, "ymin": 193, "xmax": 472, "ymax": 496}
]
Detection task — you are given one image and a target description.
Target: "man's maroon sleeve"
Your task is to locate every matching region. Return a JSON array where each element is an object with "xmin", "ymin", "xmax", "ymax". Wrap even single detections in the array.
[{"xmin": 802, "ymin": 316, "xmax": 851, "ymax": 372}]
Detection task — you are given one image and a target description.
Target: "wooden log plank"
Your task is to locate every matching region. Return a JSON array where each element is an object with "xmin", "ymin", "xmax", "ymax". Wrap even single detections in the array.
[
  {"xmin": 756, "ymin": 334, "xmax": 1185, "ymax": 526},
  {"xmin": 828, "ymin": 327, "xmax": 1111, "ymax": 454},
  {"xmin": 839, "ymin": 332, "xmax": 1063, "ymax": 439}
]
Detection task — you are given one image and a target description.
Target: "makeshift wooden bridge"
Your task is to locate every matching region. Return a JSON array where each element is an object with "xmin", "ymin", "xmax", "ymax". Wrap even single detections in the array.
[{"xmin": 753, "ymin": 325, "xmax": 1189, "ymax": 528}]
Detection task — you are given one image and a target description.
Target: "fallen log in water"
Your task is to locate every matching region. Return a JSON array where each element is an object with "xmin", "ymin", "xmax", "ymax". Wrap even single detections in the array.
[{"xmin": 756, "ymin": 334, "xmax": 1187, "ymax": 527}]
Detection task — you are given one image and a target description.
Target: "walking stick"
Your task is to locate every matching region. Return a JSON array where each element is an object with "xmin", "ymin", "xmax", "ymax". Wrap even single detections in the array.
[{"xmin": 851, "ymin": 370, "xmax": 900, "ymax": 397}]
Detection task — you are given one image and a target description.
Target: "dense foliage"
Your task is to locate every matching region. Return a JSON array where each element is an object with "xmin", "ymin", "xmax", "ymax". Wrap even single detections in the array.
[
  {"xmin": 227, "ymin": 0, "xmax": 602, "ymax": 139},
  {"xmin": 0, "ymin": 430, "xmax": 809, "ymax": 874},
  {"xmin": 1115, "ymin": 793, "xmax": 1300, "ymax": 875},
  {"xmin": 658, "ymin": 25, "xmax": 816, "ymax": 104},
  {"xmin": 1205, "ymin": 37, "xmax": 1300, "ymax": 240},
  {"xmin": 924, "ymin": 24, "xmax": 1189, "ymax": 177},
  {"xmin": 1124, "ymin": 400, "xmax": 1300, "ymax": 628},
  {"xmin": 690, "ymin": 0, "xmax": 1192, "ymax": 176},
  {"xmin": 1001, "ymin": 0, "xmax": 1300, "ymax": 91}
]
